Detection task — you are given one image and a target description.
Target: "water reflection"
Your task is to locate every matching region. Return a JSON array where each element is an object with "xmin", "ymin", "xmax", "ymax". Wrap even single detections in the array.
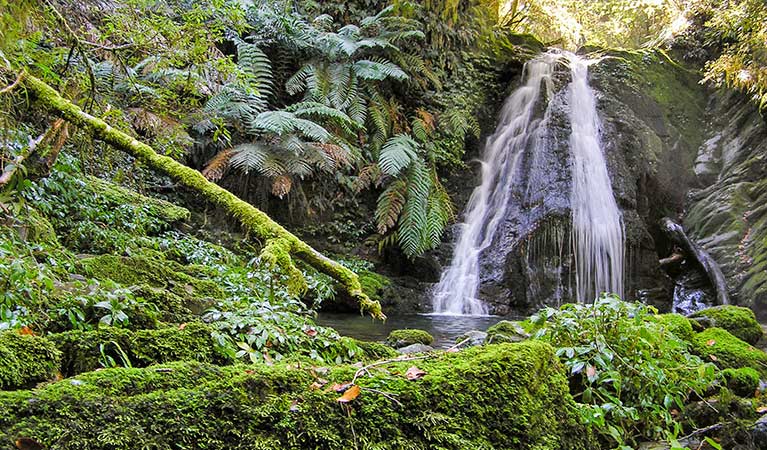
[{"xmin": 317, "ymin": 313, "xmax": 505, "ymax": 349}]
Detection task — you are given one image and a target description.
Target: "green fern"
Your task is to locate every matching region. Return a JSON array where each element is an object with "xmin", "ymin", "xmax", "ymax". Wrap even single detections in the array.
[{"xmin": 378, "ymin": 134, "xmax": 420, "ymax": 176}]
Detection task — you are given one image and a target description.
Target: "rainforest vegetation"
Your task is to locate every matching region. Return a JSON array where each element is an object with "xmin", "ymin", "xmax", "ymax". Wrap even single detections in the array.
[{"xmin": 1, "ymin": 0, "xmax": 767, "ymax": 449}]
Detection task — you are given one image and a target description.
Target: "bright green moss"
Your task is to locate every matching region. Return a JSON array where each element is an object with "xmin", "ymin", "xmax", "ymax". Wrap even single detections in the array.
[
  {"xmin": 656, "ymin": 313, "xmax": 695, "ymax": 342},
  {"xmin": 690, "ymin": 306, "xmax": 763, "ymax": 345},
  {"xmin": 49, "ymin": 322, "xmax": 228, "ymax": 376},
  {"xmin": 691, "ymin": 327, "xmax": 767, "ymax": 377},
  {"xmin": 358, "ymin": 269, "xmax": 391, "ymax": 302},
  {"xmin": 721, "ymin": 367, "xmax": 760, "ymax": 397},
  {"xmin": 0, "ymin": 331, "xmax": 61, "ymax": 390},
  {"xmin": 385, "ymin": 328, "xmax": 434, "ymax": 347},
  {"xmin": 86, "ymin": 176, "xmax": 190, "ymax": 223},
  {"xmin": 0, "ymin": 341, "xmax": 593, "ymax": 450},
  {"xmin": 486, "ymin": 320, "xmax": 530, "ymax": 344},
  {"xmin": 79, "ymin": 255, "xmax": 224, "ymax": 300},
  {"xmin": 349, "ymin": 338, "xmax": 398, "ymax": 360}
]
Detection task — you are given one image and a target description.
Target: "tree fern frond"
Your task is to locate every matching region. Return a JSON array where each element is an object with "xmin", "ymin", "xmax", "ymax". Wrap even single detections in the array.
[
  {"xmin": 253, "ymin": 111, "xmax": 331, "ymax": 143},
  {"xmin": 397, "ymin": 159, "xmax": 432, "ymax": 257},
  {"xmin": 379, "ymin": 134, "xmax": 420, "ymax": 176},
  {"xmin": 375, "ymin": 178, "xmax": 407, "ymax": 234},
  {"xmin": 286, "ymin": 65, "xmax": 312, "ymax": 96},
  {"xmin": 228, "ymin": 143, "xmax": 269, "ymax": 174},
  {"xmin": 202, "ymin": 148, "xmax": 235, "ymax": 181},
  {"xmin": 271, "ymin": 175, "xmax": 293, "ymax": 198},
  {"xmin": 235, "ymin": 38, "xmax": 274, "ymax": 100},
  {"xmin": 353, "ymin": 59, "xmax": 408, "ymax": 81},
  {"xmin": 353, "ymin": 163, "xmax": 382, "ymax": 193},
  {"xmin": 426, "ymin": 173, "xmax": 454, "ymax": 248}
]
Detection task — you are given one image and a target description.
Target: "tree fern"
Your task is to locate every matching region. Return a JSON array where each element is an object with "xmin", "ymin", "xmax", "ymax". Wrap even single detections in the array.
[
  {"xmin": 397, "ymin": 159, "xmax": 432, "ymax": 257},
  {"xmin": 379, "ymin": 134, "xmax": 419, "ymax": 176},
  {"xmin": 375, "ymin": 178, "xmax": 407, "ymax": 234},
  {"xmin": 252, "ymin": 111, "xmax": 331, "ymax": 143},
  {"xmin": 353, "ymin": 59, "xmax": 408, "ymax": 81},
  {"xmin": 234, "ymin": 38, "xmax": 274, "ymax": 101}
]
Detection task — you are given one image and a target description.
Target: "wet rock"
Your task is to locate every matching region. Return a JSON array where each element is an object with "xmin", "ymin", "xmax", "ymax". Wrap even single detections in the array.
[
  {"xmin": 397, "ymin": 343, "xmax": 434, "ymax": 354},
  {"xmin": 752, "ymin": 415, "xmax": 767, "ymax": 449},
  {"xmin": 385, "ymin": 329, "xmax": 434, "ymax": 349},
  {"xmin": 455, "ymin": 330, "xmax": 488, "ymax": 347}
]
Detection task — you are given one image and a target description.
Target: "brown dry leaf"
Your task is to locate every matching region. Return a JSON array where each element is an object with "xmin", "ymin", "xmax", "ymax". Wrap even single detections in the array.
[
  {"xmin": 709, "ymin": 354, "xmax": 718, "ymax": 362},
  {"xmin": 18, "ymin": 326, "xmax": 34, "ymax": 336},
  {"xmin": 304, "ymin": 328, "xmax": 318, "ymax": 337},
  {"xmin": 586, "ymin": 365, "xmax": 597, "ymax": 378},
  {"xmin": 289, "ymin": 399, "xmax": 300, "ymax": 412},
  {"xmin": 272, "ymin": 175, "xmax": 292, "ymax": 198},
  {"xmin": 405, "ymin": 366, "xmax": 427, "ymax": 381},
  {"xmin": 706, "ymin": 339, "xmax": 716, "ymax": 346},
  {"xmin": 178, "ymin": 323, "xmax": 187, "ymax": 330},
  {"xmin": 337, "ymin": 384, "xmax": 361, "ymax": 403},
  {"xmin": 328, "ymin": 382, "xmax": 352, "ymax": 393},
  {"xmin": 309, "ymin": 382, "xmax": 324, "ymax": 390}
]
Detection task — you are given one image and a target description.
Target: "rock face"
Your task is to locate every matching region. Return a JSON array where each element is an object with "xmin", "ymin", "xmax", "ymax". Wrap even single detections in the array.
[
  {"xmin": 683, "ymin": 91, "xmax": 767, "ymax": 320},
  {"xmin": 440, "ymin": 50, "xmax": 708, "ymax": 315}
]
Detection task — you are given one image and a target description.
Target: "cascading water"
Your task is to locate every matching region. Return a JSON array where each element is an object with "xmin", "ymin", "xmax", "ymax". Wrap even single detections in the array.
[
  {"xmin": 432, "ymin": 51, "xmax": 626, "ymax": 315},
  {"xmin": 566, "ymin": 54, "xmax": 625, "ymax": 302},
  {"xmin": 431, "ymin": 52, "xmax": 558, "ymax": 315}
]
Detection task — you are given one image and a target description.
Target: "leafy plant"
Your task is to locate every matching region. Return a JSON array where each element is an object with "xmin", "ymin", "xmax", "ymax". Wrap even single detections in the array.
[{"xmin": 531, "ymin": 296, "xmax": 718, "ymax": 448}]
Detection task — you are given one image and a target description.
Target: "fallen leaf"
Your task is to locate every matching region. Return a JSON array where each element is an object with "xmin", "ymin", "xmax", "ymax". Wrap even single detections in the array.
[
  {"xmin": 446, "ymin": 347, "xmax": 459, "ymax": 353},
  {"xmin": 756, "ymin": 406, "xmax": 767, "ymax": 414},
  {"xmin": 304, "ymin": 328, "xmax": 318, "ymax": 337},
  {"xmin": 263, "ymin": 353, "xmax": 274, "ymax": 366},
  {"xmin": 351, "ymin": 362, "xmax": 364, "ymax": 368},
  {"xmin": 309, "ymin": 382, "xmax": 324, "ymax": 390},
  {"xmin": 245, "ymin": 370, "xmax": 255, "ymax": 375},
  {"xmin": 328, "ymin": 382, "xmax": 352, "ymax": 393},
  {"xmin": 670, "ymin": 409, "xmax": 679, "ymax": 417},
  {"xmin": 586, "ymin": 365, "xmax": 597, "ymax": 378},
  {"xmin": 709, "ymin": 354, "xmax": 718, "ymax": 362},
  {"xmin": 706, "ymin": 339, "xmax": 716, "ymax": 346},
  {"xmin": 178, "ymin": 323, "xmax": 187, "ymax": 330},
  {"xmin": 405, "ymin": 366, "xmax": 427, "ymax": 381},
  {"xmin": 289, "ymin": 399, "xmax": 300, "ymax": 412},
  {"xmin": 337, "ymin": 384, "xmax": 361, "ymax": 403},
  {"xmin": 18, "ymin": 326, "xmax": 34, "ymax": 336},
  {"xmin": 15, "ymin": 438, "xmax": 45, "ymax": 450}
]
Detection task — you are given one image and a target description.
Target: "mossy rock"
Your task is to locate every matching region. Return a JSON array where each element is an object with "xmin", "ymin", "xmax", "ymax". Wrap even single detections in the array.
[
  {"xmin": 690, "ymin": 306, "xmax": 763, "ymax": 345},
  {"xmin": 691, "ymin": 328, "xmax": 767, "ymax": 377},
  {"xmin": 385, "ymin": 328, "xmax": 434, "ymax": 348},
  {"xmin": 0, "ymin": 341, "xmax": 595, "ymax": 449},
  {"xmin": 349, "ymin": 338, "xmax": 398, "ymax": 360},
  {"xmin": 655, "ymin": 313, "xmax": 695, "ymax": 342},
  {"xmin": 0, "ymin": 331, "xmax": 61, "ymax": 390},
  {"xmin": 721, "ymin": 367, "xmax": 760, "ymax": 398},
  {"xmin": 49, "ymin": 322, "xmax": 228, "ymax": 376},
  {"xmin": 79, "ymin": 255, "xmax": 224, "ymax": 300},
  {"xmin": 87, "ymin": 175, "xmax": 190, "ymax": 223},
  {"xmin": 486, "ymin": 320, "xmax": 530, "ymax": 344},
  {"xmin": 130, "ymin": 284, "xmax": 194, "ymax": 322}
]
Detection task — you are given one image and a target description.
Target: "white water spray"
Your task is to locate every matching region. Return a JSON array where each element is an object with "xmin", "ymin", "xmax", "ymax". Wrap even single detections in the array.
[
  {"xmin": 431, "ymin": 52, "xmax": 559, "ymax": 315},
  {"xmin": 567, "ymin": 54, "xmax": 625, "ymax": 302}
]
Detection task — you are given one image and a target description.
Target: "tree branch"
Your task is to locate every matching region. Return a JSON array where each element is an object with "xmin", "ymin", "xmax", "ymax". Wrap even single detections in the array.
[{"xmin": 10, "ymin": 71, "xmax": 383, "ymax": 319}]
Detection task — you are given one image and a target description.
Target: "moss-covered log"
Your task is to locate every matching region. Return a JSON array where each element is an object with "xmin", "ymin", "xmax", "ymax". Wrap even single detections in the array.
[
  {"xmin": 14, "ymin": 72, "xmax": 382, "ymax": 319},
  {"xmin": 0, "ymin": 341, "xmax": 594, "ymax": 449}
]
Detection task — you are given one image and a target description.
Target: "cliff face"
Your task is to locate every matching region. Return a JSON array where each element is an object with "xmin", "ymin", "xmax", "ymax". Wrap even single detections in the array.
[{"xmin": 684, "ymin": 91, "xmax": 767, "ymax": 320}]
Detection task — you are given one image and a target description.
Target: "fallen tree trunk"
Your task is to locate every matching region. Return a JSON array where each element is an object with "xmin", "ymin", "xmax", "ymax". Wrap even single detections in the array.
[
  {"xmin": 660, "ymin": 217, "xmax": 730, "ymax": 306},
  {"xmin": 11, "ymin": 72, "xmax": 383, "ymax": 319}
]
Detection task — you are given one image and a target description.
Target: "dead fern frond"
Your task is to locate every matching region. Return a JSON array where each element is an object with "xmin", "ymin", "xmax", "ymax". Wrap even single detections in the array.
[
  {"xmin": 272, "ymin": 175, "xmax": 292, "ymax": 198},
  {"xmin": 353, "ymin": 163, "xmax": 382, "ymax": 193},
  {"xmin": 202, "ymin": 148, "xmax": 234, "ymax": 182}
]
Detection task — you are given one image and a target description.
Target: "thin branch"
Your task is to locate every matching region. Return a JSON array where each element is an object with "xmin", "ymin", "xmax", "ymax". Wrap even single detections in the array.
[
  {"xmin": 0, "ymin": 72, "xmax": 26, "ymax": 94},
  {"xmin": 352, "ymin": 354, "xmax": 430, "ymax": 384}
]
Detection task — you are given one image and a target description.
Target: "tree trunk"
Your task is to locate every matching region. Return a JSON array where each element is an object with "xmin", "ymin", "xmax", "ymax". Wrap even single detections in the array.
[{"xmin": 15, "ymin": 72, "xmax": 383, "ymax": 319}]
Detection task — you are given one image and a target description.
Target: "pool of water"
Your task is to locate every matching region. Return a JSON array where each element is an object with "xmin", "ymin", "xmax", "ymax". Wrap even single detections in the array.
[{"xmin": 317, "ymin": 313, "xmax": 506, "ymax": 348}]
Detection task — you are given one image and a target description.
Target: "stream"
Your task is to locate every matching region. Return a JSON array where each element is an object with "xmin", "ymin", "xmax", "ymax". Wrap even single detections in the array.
[{"xmin": 317, "ymin": 313, "xmax": 506, "ymax": 348}]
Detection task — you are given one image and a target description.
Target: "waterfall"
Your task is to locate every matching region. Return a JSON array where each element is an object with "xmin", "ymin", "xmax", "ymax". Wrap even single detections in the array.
[
  {"xmin": 567, "ymin": 54, "xmax": 625, "ymax": 302},
  {"xmin": 432, "ymin": 51, "xmax": 626, "ymax": 315},
  {"xmin": 431, "ymin": 52, "xmax": 559, "ymax": 315}
]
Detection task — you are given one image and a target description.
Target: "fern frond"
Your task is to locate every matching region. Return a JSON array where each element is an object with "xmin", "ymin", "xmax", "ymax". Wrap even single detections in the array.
[
  {"xmin": 397, "ymin": 159, "xmax": 432, "ymax": 257},
  {"xmin": 228, "ymin": 143, "xmax": 269, "ymax": 174},
  {"xmin": 379, "ymin": 134, "xmax": 420, "ymax": 176},
  {"xmin": 253, "ymin": 111, "xmax": 331, "ymax": 143},
  {"xmin": 286, "ymin": 65, "xmax": 312, "ymax": 96},
  {"xmin": 353, "ymin": 163, "xmax": 383, "ymax": 193},
  {"xmin": 375, "ymin": 178, "xmax": 407, "ymax": 234},
  {"xmin": 202, "ymin": 148, "xmax": 235, "ymax": 181},
  {"xmin": 235, "ymin": 38, "xmax": 274, "ymax": 101},
  {"xmin": 353, "ymin": 59, "xmax": 408, "ymax": 81},
  {"xmin": 425, "ymin": 173, "xmax": 454, "ymax": 248},
  {"xmin": 271, "ymin": 175, "xmax": 293, "ymax": 198}
]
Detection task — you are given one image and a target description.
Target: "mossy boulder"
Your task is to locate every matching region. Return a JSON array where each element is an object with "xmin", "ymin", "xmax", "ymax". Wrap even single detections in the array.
[
  {"xmin": 655, "ymin": 313, "xmax": 695, "ymax": 342},
  {"xmin": 350, "ymin": 338, "xmax": 398, "ymax": 360},
  {"xmin": 79, "ymin": 255, "xmax": 224, "ymax": 300},
  {"xmin": 0, "ymin": 331, "xmax": 61, "ymax": 390},
  {"xmin": 691, "ymin": 327, "xmax": 767, "ymax": 377},
  {"xmin": 690, "ymin": 306, "xmax": 763, "ymax": 345},
  {"xmin": 49, "ymin": 322, "xmax": 227, "ymax": 376},
  {"xmin": 358, "ymin": 269, "xmax": 391, "ymax": 302},
  {"xmin": 0, "ymin": 341, "xmax": 594, "ymax": 449},
  {"xmin": 721, "ymin": 367, "xmax": 760, "ymax": 397},
  {"xmin": 486, "ymin": 320, "xmax": 530, "ymax": 344},
  {"xmin": 385, "ymin": 328, "xmax": 434, "ymax": 348}
]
